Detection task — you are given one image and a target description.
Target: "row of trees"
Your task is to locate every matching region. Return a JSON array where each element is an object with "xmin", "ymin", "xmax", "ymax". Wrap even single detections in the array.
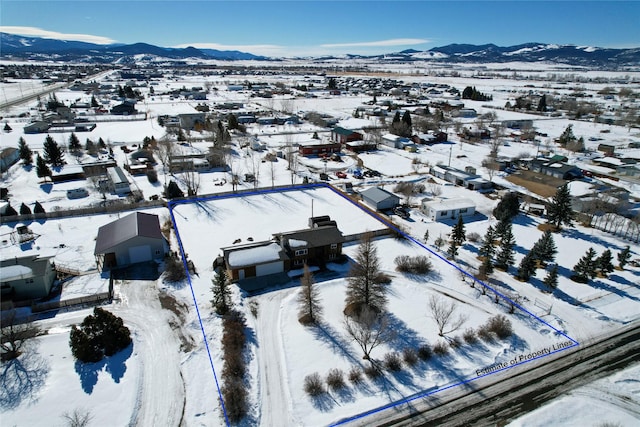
[{"xmin": 572, "ymin": 246, "xmax": 632, "ymax": 283}]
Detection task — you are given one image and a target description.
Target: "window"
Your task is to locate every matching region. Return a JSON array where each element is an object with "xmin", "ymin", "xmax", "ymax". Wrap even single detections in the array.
[
  {"xmin": 294, "ymin": 249, "xmax": 308, "ymax": 256},
  {"xmin": 294, "ymin": 259, "xmax": 305, "ymax": 266},
  {"xmin": 440, "ymin": 211, "xmax": 448, "ymax": 216},
  {"xmin": 459, "ymin": 208, "xmax": 468, "ymax": 213},
  {"xmin": 330, "ymin": 243, "xmax": 338, "ymax": 249}
]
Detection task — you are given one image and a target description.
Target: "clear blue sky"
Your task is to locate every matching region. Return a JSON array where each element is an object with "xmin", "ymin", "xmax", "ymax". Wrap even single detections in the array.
[{"xmin": 1, "ymin": 1, "xmax": 638, "ymax": 57}]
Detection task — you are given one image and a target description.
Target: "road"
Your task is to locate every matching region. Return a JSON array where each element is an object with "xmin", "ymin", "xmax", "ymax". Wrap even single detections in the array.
[{"xmin": 350, "ymin": 322, "xmax": 640, "ymax": 427}]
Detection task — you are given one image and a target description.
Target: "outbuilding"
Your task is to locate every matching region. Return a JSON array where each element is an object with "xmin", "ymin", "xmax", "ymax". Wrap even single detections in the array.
[
  {"xmin": 94, "ymin": 212, "xmax": 168, "ymax": 271},
  {"xmin": 0, "ymin": 255, "xmax": 56, "ymax": 300},
  {"xmin": 421, "ymin": 198, "xmax": 476, "ymax": 221},
  {"xmin": 360, "ymin": 187, "xmax": 401, "ymax": 211}
]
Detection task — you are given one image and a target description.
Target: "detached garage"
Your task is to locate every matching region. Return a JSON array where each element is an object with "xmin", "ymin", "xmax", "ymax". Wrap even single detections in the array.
[
  {"xmin": 359, "ymin": 187, "xmax": 401, "ymax": 211},
  {"xmin": 94, "ymin": 212, "xmax": 168, "ymax": 271}
]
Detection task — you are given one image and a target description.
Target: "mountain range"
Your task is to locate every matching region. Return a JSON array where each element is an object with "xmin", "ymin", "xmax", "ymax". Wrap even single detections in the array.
[{"xmin": 2, "ymin": 32, "xmax": 639, "ymax": 67}]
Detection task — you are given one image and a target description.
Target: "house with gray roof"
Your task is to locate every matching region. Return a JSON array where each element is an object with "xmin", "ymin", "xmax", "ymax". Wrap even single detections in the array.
[
  {"xmin": 0, "ymin": 255, "xmax": 56, "ymax": 300},
  {"xmin": 94, "ymin": 212, "xmax": 167, "ymax": 271}
]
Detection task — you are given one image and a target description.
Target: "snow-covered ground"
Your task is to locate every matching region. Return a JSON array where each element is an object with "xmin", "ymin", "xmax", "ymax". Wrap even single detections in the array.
[{"xmin": 1, "ymin": 63, "xmax": 639, "ymax": 426}]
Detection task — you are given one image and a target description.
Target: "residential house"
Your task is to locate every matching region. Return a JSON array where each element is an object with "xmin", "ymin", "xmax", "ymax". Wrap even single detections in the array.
[
  {"xmin": 94, "ymin": 212, "xmax": 168, "ymax": 271},
  {"xmin": 23, "ymin": 121, "xmax": 51, "ymax": 134},
  {"xmin": 529, "ymin": 158, "xmax": 582, "ymax": 180},
  {"xmin": 360, "ymin": 187, "xmax": 401, "ymax": 211},
  {"xmin": 0, "ymin": 148, "xmax": 20, "ymax": 172},
  {"xmin": 331, "ymin": 127, "xmax": 364, "ymax": 144},
  {"xmin": 110, "ymin": 101, "xmax": 137, "ymax": 115},
  {"xmin": 0, "ymin": 255, "xmax": 56, "ymax": 300},
  {"xmin": 298, "ymin": 140, "xmax": 342, "ymax": 156},
  {"xmin": 421, "ymin": 198, "xmax": 476, "ymax": 221},
  {"xmin": 429, "ymin": 165, "xmax": 492, "ymax": 191},
  {"xmin": 178, "ymin": 113, "xmax": 206, "ymax": 130}
]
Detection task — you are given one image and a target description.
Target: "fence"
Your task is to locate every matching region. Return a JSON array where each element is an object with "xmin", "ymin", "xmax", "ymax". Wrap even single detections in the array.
[
  {"xmin": 591, "ymin": 213, "xmax": 640, "ymax": 243},
  {"xmin": 31, "ymin": 292, "xmax": 111, "ymax": 314}
]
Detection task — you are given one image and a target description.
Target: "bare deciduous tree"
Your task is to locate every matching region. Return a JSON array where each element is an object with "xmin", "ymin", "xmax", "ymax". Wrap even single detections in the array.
[
  {"xmin": 297, "ymin": 265, "xmax": 322, "ymax": 324},
  {"xmin": 428, "ymin": 295, "xmax": 468, "ymax": 337},
  {"xmin": 1, "ymin": 311, "xmax": 40, "ymax": 361},
  {"xmin": 62, "ymin": 408, "xmax": 93, "ymax": 427},
  {"xmin": 343, "ymin": 306, "xmax": 390, "ymax": 360}
]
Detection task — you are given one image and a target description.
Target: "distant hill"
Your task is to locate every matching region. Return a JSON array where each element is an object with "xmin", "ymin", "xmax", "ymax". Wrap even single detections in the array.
[
  {"xmin": 1, "ymin": 32, "xmax": 638, "ymax": 67},
  {"xmin": 0, "ymin": 32, "xmax": 266, "ymax": 62}
]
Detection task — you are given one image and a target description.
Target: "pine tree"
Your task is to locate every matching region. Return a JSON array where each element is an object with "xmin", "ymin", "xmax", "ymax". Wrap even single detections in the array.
[
  {"xmin": 43, "ymin": 134, "xmax": 65, "ymax": 167},
  {"xmin": 531, "ymin": 230, "xmax": 557, "ymax": 266},
  {"xmin": 596, "ymin": 249, "xmax": 614, "ymax": 277},
  {"xmin": 36, "ymin": 154, "xmax": 52, "ymax": 182},
  {"xmin": 345, "ymin": 233, "xmax": 389, "ymax": 315},
  {"xmin": 297, "ymin": 264, "xmax": 322, "ymax": 324},
  {"xmin": 480, "ymin": 255, "xmax": 494, "ymax": 276},
  {"xmin": 617, "ymin": 246, "xmax": 632, "ymax": 269},
  {"xmin": 543, "ymin": 265, "xmax": 559, "ymax": 291},
  {"xmin": 478, "ymin": 225, "xmax": 496, "ymax": 260},
  {"xmin": 17, "ymin": 137, "xmax": 33, "ymax": 166},
  {"xmin": 211, "ymin": 270, "xmax": 232, "ymax": 315},
  {"xmin": 4, "ymin": 122, "xmax": 12, "ymax": 132},
  {"xmin": 85, "ymin": 138, "xmax": 97, "ymax": 155},
  {"xmin": 33, "ymin": 201, "xmax": 45, "ymax": 214},
  {"xmin": 68, "ymin": 132, "xmax": 81, "ymax": 152},
  {"xmin": 557, "ymin": 124, "xmax": 576, "ymax": 147},
  {"xmin": 451, "ymin": 216, "xmax": 466, "ymax": 246},
  {"xmin": 495, "ymin": 225, "xmax": 516, "ymax": 270},
  {"xmin": 572, "ymin": 247, "xmax": 598, "ymax": 283},
  {"xmin": 537, "ymin": 95, "xmax": 547, "ymax": 112},
  {"xmin": 164, "ymin": 180, "xmax": 184, "ymax": 199},
  {"xmin": 19, "ymin": 203, "xmax": 31, "ymax": 215},
  {"xmin": 493, "ymin": 192, "xmax": 520, "ymax": 221},
  {"xmin": 401, "ymin": 110, "xmax": 412, "ymax": 131},
  {"xmin": 91, "ymin": 95, "xmax": 99, "ymax": 108},
  {"xmin": 423, "ymin": 229, "xmax": 429, "ymax": 244},
  {"xmin": 516, "ymin": 252, "xmax": 537, "ymax": 282},
  {"xmin": 494, "ymin": 217, "xmax": 512, "ymax": 241},
  {"xmin": 547, "ymin": 183, "xmax": 574, "ymax": 230},
  {"xmin": 4, "ymin": 203, "xmax": 18, "ymax": 216},
  {"xmin": 447, "ymin": 240, "xmax": 459, "ymax": 260},
  {"xmin": 98, "ymin": 137, "xmax": 107, "ymax": 149}
]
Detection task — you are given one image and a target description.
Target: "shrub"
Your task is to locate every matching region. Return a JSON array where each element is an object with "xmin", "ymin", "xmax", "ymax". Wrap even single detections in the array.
[
  {"xmin": 364, "ymin": 364, "xmax": 382, "ymax": 379},
  {"xmin": 164, "ymin": 253, "xmax": 186, "ymax": 282},
  {"xmin": 486, "ymin": 315, "xmax": 513, "ymax": 339},
  {"xmin": 402, "ymin": 348, "xmax": 418, "ymax": 367},
  {"xmin": 463, "ymin": 328, "xmax": 478, "ymax": 344},
  {"xmin": 448, "ymin": 336, "xmax": 462, "ymax": 349},
  {"xmin": 417, "ymin": 344, "xmax": 432, "ymax": 360},
  {"xmin": 146, "ymin": 169, "xmax": 158, "ymax": 183},
  {"xmin": 326, "ymin": 368, "xmax": 346, "ymax": 391},
  {"xmin": 304, "ymin": 372, "xmax": 325, "ymax": 396},
  {"xmin": 69, "ymin": 307, "xmax": 131, "ymax": 363},
  {"xmin": 394, "ymin": 255, "xmax": 433, "ymax": 274},
  {"xmin": 384, "ymin": 352, "xmax": 403, "ymax": 372},
  {"xmin": 221, "ymin": 378, "xmax": 248, "ymax": 423},
  {"xmin": 432, "ymin": 341, "xmax": 449, "ymax": 356},
  {"xmin": 477, "ymin": 324, "xmax": 495, "ymax": 342},
  {"xmin": 348, "ymin": 366, "xmax": 363, "ymax": 385},
  {"xmin": 467, "ymin": 232, "xmax": 481, "ymax": 243}
]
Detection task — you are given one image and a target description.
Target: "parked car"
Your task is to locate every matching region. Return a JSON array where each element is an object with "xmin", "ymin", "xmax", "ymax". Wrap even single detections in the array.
[
  {"xmin": 336, "ymin": 171, "xmax": 347, "ymax": 179},
  {"xmin": 393, "ymin": 206, "xmax": 410, "ymax": 219}
]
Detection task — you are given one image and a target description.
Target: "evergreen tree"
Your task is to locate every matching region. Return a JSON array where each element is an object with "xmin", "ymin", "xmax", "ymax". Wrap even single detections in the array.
[
  {"xmin": 596, "ymin": 249, "xmax": 614, "ymax": 277},
  {"xmin": 478, "ymin": 225, "xmax": 496, "ymax": 260},
  {"xmin": 547, "ymin": 183, "xmax": 574, "ymax": 230},
  {"xmin": 423, "ymin": 229, "xmax": 429, "ymax": 244},
  {"xmin": 617, "ymin": 246, "xmax": 632, "ymax": 269},
  {"xmin": 85, "ymin": 138, "xmax": 97, "ymax": 155},
  {"xmin": 480, "ymin": 255, "xmax": 494, "ymax": 276},
  {"xmin": 543, "ymin": 265, "xmax": 559, "ymax": 291},
  {"xmin": 516, "ymin": 252, "xmax": 537, "ymax": 281},
  {"xmin": 4, "ymin": 203, "xmax": 18, "ymax": 216},
  {"xmin": 211, "ymin": 270, "xmax": 232, "ymax": 315},
  {"xmin": 69, "ymin": 307, "xmax": 131, "ymax": 363},
  {"xmin": 401, "ymin": 110, "xmax": 412, "ymax": 131},
  {"xmin": 35, "ymin": 154, "xmax": 52, "ymax": 182},
  {"xmin": 227, "ymin": 114, "xmax": 239, "ymax": 130},
  {"xmin": 19, "ymin": 203, "xmax": 31, "ymax": 215},
  {"xmin": 451, "ymin": 216, "xmax": 466, "ymax": 246},
  {"xmin": 33, "ymin": 201, "xmax": 45, "ymax": 214},
  {"xmin": 4, "ymin": 123, "xmax": 12, "ymax": 132},
  {"xmin": 98, "ymin": 137, "xmax": 107, "ymax": 149},
  {"xmin": 345, "ymin": 233, "xmax": 389, "ymax": 314},
  {"xmin": 43, "ymin": 134, "xmax": 65, "ymax": 166},
  {"xmin": 494, "ymin": 225, "xmax": 516, "ymax": 270},
  {"xmin": 392, "ymin": 111, "xmax": 401, "ymax": 125},
  {"xmin": 493, "ymin": 192, "xmax": 520, "ymax": 221},
  {"xmin": 447, "ymin": 240, "xmax": 459, "ymax": 260},
  {"xmin": 572, "ymin": 247, "xmax": 598, "ymax": 283},
  {"xmin": 68, "ymin": 132, "xmax": 81, "ymax": 152},
  {"xmin": 494, "ymin": 217, "xmax": 512, "ymax": 241},
  {"xmin": 297, "ymin": 264, "xmax": 322, "ymax": 324},
  {"xmin": 164, "ymin": 180, "xmax": 184, "ymax": 199},
  {"xmin": 537, "ymin": 94, "xmax": 547, "ymax": 112},
  {"xmin": 531, "ymin": 231, "xmax": 557, "ymax": 266},
  {"xmin": 91, "ymin": 95, "xmax": 99, "ymax": 108},
  {"xmin": 557, "ymin": 124, "xmax": 576, "ymax": 147},
  {"xmin": 18, "ymin": 137, "xmax": 33, "ymax": 166},
  {"xmin": 462, "ymin": 86, "xmax": 474, "ymax": 99}
]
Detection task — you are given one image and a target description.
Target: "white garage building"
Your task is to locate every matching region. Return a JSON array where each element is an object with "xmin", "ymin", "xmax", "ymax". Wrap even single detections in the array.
[{"xmin": 94, "ymin": 212, "xmax": 168, "ymax": 271}]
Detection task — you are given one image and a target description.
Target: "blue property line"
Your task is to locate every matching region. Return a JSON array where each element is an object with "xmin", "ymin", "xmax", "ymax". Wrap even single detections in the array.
[
  {"xmin": 168, "ymin": 182, "xmax": 580, "ymax": 426},
  {"xmin": 167, "ymin": 204, "xmax": 230, "ymax": 426}
]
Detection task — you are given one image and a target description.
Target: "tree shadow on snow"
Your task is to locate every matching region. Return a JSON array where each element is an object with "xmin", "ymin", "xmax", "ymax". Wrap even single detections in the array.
[
  {"xmin": 312, "ymin": 322, "xmax": 361, "ymax": 365},
  {"xmin": 75, "ymin": 343, "xmax": 134, "ymax": 394},
  {"xmin": 310, "ymin": 392, "xmax": 336, "ymax": 412},
  {"xmin": 0, "ymin": 345, "xmax": 49, "ymax": 411}
]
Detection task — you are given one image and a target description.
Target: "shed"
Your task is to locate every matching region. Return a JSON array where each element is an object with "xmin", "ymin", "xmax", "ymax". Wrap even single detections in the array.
[
  {"xmin": 94, "ymin": 212, "xmax": 167, "ymax": 271},
  {"xmin": 107, "ymin": 167, "xmax": 131, "ymax": 194},
  {"xmin": 360, "ymin": 187, "xmax": 401, "ymax": 211},
  {"xmin": 421, "ymin": 198, "xmax": 476, "ymax": 221}
]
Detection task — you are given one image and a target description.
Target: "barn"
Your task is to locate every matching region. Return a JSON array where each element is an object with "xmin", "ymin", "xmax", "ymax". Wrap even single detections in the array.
[{"xmin": 94, "ymin": 212, "xmax": 167, "ymax": 271}]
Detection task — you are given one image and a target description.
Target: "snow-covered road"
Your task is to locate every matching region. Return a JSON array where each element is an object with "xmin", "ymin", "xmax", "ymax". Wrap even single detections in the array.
[{"xmin": 115, "ymin": 280, "xmax": 185, "ymax": 427}]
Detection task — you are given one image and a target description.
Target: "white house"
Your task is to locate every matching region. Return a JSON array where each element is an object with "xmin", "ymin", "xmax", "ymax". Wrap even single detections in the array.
[
  {"xmin": 421, "ymin": 198, "xmax": 476, "ymax": 221},
  {"xmin": 107, "ymin": 166, "xmax": 131, "ymax": 195}
]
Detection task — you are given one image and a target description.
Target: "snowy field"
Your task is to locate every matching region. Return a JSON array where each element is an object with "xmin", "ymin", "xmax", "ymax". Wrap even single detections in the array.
[{"xmin": 1, "ymin": 62, "xmax": 640, "ymax": 426}]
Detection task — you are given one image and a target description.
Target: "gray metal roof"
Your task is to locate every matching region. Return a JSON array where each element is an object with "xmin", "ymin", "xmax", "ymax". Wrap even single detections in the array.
[
  {"xmin": 360, "ymin": 187, "xmax": 399, "ymax": 204},
  {"xmin": 94, "ymin": 212, "xmax": 163, "ymax": 255}
]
